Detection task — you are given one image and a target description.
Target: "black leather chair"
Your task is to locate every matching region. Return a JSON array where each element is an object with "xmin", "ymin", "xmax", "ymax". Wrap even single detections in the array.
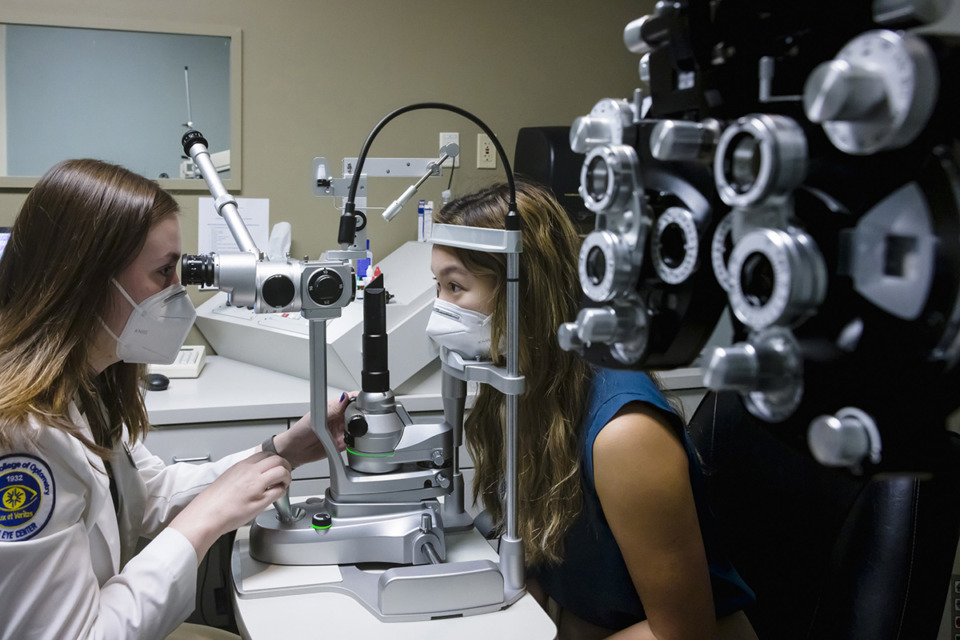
[{"xmin": 686, "ymin": 391, "xmax": 960, "ymax": 640}]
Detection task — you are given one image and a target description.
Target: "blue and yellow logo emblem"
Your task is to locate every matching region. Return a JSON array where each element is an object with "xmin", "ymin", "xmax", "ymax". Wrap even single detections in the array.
[{"xmin": 0, "ymin": 454, "xmax": 55, "ymax": 541}]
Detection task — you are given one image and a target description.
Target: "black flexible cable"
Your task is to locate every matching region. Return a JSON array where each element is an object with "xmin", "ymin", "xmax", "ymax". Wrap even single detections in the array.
[
  {"xmin": 340, "ymin": 102, "xmax": 518, "ymax": 245},
  {"xmin": 446, "ymin": 155, "xmax": 456, "ymax": 190}
]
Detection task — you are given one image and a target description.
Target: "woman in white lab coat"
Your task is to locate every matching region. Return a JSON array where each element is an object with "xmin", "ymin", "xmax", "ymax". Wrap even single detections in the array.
[{"xmin": 0, "ymin": 159, "xmax": 345, "ymax": 640}]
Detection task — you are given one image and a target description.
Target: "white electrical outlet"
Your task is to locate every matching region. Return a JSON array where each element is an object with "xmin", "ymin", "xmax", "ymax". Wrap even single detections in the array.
[
  {"xmin": 477, "ymin": 133, "xmax": 496, "ymax": 169},
  {"xmin": 439, "ymin": 132, "xmax": 459, "ymax": 167}
]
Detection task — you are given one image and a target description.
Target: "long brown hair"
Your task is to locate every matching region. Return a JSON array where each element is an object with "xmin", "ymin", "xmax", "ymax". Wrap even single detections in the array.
[
  {"xmin": 435, "ymin": 180, "xmax": 592, "ymax": 566},
  {"xmin": 0, "ymin": 159, "xmax": 179, "ymax": 458}
]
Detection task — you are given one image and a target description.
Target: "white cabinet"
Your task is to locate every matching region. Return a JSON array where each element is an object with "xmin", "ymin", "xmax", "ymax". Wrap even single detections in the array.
[
  {"xmin": 144, "ymin": 356, "xmax": 323, "ymax": 493},
  {"xmin": 144, "ymin": 420, "xmax": 284, "ymax": 465},
  {"xmin": 144, "ymin": 418, "xmax": 336, "ymax": 496}
]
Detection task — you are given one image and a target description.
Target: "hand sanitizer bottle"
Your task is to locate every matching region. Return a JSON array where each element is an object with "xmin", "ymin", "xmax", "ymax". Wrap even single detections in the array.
[
  {"xmin": 417, "ymin": 199, "xmax": 426, "ymax": 242},
  {"xmin": 423, "ymin": 201, "xmax": 434, "ymax": 241}
]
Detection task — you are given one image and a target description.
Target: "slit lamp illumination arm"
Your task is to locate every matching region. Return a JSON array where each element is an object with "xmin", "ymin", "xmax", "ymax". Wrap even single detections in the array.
[{"xmin": 382, "ymin": 145, "xmax": 459, "ymax": 222}]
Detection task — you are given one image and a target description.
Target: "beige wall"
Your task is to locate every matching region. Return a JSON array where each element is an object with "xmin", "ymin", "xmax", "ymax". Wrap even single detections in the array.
[{"xmin": 1, "ymin": 0, "xmax": 651, "ymax": 333}]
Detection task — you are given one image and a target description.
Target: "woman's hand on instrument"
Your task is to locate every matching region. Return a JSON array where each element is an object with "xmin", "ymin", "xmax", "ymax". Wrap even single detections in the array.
[
  {"xmin": 170, "ymin": 451, "xmax": 292, "ymax": 559},
  {"xmin": 271, "ymin": 392, "xmax": 356, "ymax": 467}
]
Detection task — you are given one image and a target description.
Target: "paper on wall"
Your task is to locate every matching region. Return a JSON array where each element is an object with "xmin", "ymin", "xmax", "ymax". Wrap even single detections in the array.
[{"xmin": 198, "ymin": 197, "xmax": 270, "ymax": 255}]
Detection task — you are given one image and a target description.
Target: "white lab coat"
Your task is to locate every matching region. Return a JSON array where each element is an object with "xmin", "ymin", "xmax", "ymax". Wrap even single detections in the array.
[{"xmin": 0, "ymin": 402, "xmax": 255, "ymax": 640}]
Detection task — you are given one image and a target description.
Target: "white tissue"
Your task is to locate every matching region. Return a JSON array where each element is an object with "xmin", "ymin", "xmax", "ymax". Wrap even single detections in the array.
[{"xmin": 267, "ymin": 222, "xmax": 292, "ymax": 261}]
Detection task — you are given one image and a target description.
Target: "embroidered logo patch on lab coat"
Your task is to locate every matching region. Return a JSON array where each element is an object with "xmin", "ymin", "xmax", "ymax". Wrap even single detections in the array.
[{"xmin": 0, "ymin": 454, "xmax": 55, "ymax": 541}]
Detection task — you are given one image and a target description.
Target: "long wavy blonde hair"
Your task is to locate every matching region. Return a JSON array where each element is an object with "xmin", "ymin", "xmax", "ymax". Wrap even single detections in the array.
[
  {"xmin": 435, "ymin": 180, "xmax": 592, "ymax": 566},
  {"xmin": 0, "ymin": 159, "xmax": 179, "ymax": 458}
]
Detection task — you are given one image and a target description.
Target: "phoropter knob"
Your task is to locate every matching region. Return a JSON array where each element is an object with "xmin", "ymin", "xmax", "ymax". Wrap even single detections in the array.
[
  {"xmin": 803, "ymin": 29, "xmax": 938, "ymax": 155},
  {"xmin": 808, "ymin": 407, "xmax": 882, "ymax": 468},
  {"xmin": 703, "ymin": 327, "xmax": 803, "ymax": 422},
  {"xmin": 650, "ymin": 119, "xmax": 720, "ymax": 162}
]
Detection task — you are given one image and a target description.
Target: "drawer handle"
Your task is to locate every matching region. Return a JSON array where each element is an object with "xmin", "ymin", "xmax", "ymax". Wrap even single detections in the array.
[{"xmin": 172, "ymin": 454, "xmax": 212, "ymax": 463}]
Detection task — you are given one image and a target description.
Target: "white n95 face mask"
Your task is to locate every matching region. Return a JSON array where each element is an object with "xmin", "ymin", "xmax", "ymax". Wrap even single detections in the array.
[
  {"xmin": 102, "ymin": 279, "xmax": 197, "ymax": 364},
  {"xmin": 425, "ymin": 298, "xmax": 493, "ymax": 361}
]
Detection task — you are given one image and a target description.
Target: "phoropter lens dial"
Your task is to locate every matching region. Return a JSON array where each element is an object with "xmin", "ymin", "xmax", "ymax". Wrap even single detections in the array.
[
  {"xmin": 652, "ymin": 206, "xmax": 700, "ymax": 285},
  {"xmin": 579, "ymin": 145, "xmax": 641, "ymax": 214},
  {"xmin": 714, "ymin": 114, "xmax": 807, "ymax": 208},
  {"xmin": 579, "ymin": 230, "xmax": 639, "ymax": 302},
  {"xmin": 727, "ymin": 227, "xmax": 827, "ymax": 330}
]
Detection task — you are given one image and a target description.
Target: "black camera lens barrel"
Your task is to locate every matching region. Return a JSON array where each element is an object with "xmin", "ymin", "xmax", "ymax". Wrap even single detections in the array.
[
  {"xmin": 181, "ymin": 130, "xmax": 209, "ymax": 156},
  {"xmin": 181, "ymin": 254, "xmax": 217, "ymax": 287}
]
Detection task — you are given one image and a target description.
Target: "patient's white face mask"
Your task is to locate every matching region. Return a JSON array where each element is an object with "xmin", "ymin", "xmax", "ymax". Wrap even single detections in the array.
[
  {"xmin": 425, "ymin": 298, "xmax": 493, "ymax": 361},
  {"xmin": 101, "ymin": 279, "xmax": 197, "ymax": 365}
]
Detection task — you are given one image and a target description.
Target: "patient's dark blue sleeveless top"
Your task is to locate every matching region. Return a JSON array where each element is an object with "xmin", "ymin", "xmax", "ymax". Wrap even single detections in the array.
[{"xmin": 532, "ymin": 368, "xmax": 754, "ymax": 630}]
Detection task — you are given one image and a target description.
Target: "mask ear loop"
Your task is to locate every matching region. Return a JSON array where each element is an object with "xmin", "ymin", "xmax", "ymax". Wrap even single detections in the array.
[
  {"xmin": 99, "ymin": 279, "xmax": 137, "ymax": 344},
  {"xmin": 97, "ymin": 316, "xmax": 121, "ymax": 343},
  {"xmin": 110, "ymin": 278, "xmax": 141, "ymax": 311}
]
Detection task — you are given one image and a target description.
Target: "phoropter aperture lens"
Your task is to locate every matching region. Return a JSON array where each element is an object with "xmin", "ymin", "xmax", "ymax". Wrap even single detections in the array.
[
  {"xmin": 586, "ymin": 246, "xmax": 607, "ymax": 286},
  {"xmin": 740, "ymin": 252, "xmax": 775, "ymax": 308},
  {"xmin": 659, "ymin": 223, "xmax": 686, "ymax": 269},
  {"xmin": 586, "ymin": 155, "xmax": 610, "ymax": 201},
  {"xmin": 727, "ymin": 133, "xmax": 761, "ymax": 194}
]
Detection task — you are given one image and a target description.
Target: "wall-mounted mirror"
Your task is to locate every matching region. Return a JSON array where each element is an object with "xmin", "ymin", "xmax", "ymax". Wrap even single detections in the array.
[{"xmin": 0, "ymin": 17, "xmax": 241, "ymax": 190}]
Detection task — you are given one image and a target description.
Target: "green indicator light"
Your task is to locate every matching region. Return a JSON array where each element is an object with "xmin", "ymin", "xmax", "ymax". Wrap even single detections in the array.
[
  {"xmin": 312, "ymin": 524, "xmax": 332, "ymax": 530},
  {"xmin": 346, "ymin": 446, "xmax": 395, "ymax": 458}
]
